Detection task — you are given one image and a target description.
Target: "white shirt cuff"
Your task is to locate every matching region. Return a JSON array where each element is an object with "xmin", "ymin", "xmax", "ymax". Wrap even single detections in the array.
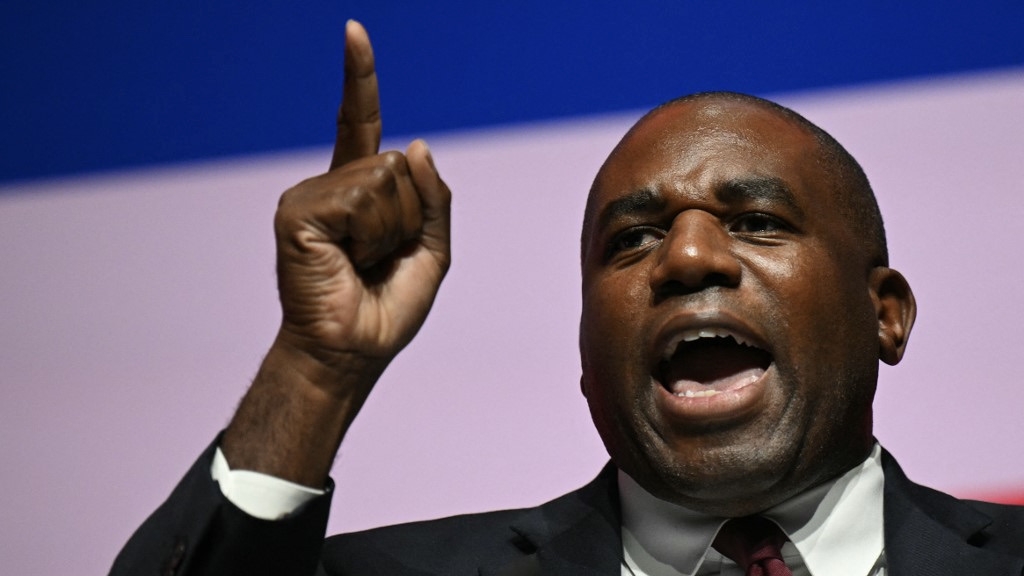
[{"xmin": 211, "ymin": 447, "xmax": 325, "ymax": 520}]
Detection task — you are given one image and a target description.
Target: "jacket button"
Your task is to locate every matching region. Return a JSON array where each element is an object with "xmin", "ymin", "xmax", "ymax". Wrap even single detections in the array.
[{"xmin": 163, "ymin": 538, "xmax": 187, "ymax": 576}]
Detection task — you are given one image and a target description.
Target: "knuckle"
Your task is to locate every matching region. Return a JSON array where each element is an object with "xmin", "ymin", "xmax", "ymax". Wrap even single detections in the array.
[
  {"xmin": 274, "ymin": 190, "xmax": 303, "ymax": 227},
  {"xmin": 278, "ymin": 173, "xmax": 330, "ymax": 209},
  {"xmin": 343, "ymin": 183, "xmax": 376, "ymax": 211},
  {"xmin": 378, "ymin": 150, "xmax": 405, "ymax": 167},
  {"xmin": 365, "ymin": 166, "xmax": 398, "ymax": 196},
  {"xmin": 273, "ymin": 207, "xmax": 304, "ymax": 244},
  {"xmin": 277, "ymin": 180, "xmax": 307, "ymax": 208},
  {"xmin": 376, "ymin": 150, "xmax": 409, "ymax": 177}
]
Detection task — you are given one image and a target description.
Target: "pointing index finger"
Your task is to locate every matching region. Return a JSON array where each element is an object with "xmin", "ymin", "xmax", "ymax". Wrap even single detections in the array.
[{"xmin": 330, "ymin": 20, "xmax": 382, "ymax": 170}]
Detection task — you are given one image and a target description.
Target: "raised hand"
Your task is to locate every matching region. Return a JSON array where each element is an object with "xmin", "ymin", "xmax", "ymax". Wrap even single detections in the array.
[
  {"xmin": 274, "ymin": 20, "xmax": 450, "ymax": 388},
  {"xmin": 221, "ymin": 21, "xmax": 451, "ymax": 486}
]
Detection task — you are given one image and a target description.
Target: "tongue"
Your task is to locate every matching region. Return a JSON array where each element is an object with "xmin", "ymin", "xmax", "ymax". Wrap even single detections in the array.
[{"xmin": 662, "ymin": 341, "xmax": 768, "ymax": 397}]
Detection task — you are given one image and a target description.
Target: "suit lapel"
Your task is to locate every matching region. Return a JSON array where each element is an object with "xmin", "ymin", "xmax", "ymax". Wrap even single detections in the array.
[
  {"xmin": 882, "ymin": 451, "xmax": 1024, "ymax": 576},
  {"xmin": 483, "ymin": 453, "xmax": 1024, "ymax": 576},
  {"xmin": 482, "ymin": 463, "xmax": 623, "ymax": 576}
]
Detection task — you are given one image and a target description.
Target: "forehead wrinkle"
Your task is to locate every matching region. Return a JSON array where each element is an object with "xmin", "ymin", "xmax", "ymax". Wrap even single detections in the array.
[{"xmin": 717, "ymin": 177, "xmax": 805, "ymax": 219}]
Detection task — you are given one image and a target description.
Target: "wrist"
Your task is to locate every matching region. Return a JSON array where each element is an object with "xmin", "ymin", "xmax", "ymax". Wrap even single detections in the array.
[
  {"xmin": 256, "ymin": 341, "xmax": 365, "ymax": 414},
  {"xmin": 270, "ymin": 326, "xmax": 390, "ymax": 398},
  {"xmin": 220, "ymin": 333, "xmax": 385, "ymax": 486}
]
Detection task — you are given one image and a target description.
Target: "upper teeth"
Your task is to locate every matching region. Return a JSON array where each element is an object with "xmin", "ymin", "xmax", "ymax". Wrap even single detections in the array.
[{"xmin": 662, "ymin": 328, "xmax": 757, "ymax": 359}]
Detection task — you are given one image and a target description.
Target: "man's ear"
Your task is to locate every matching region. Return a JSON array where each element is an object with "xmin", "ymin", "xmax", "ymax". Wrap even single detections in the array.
[{"xmin": 869, "ymin": 267, "xmax": 917, "ymax": 365}]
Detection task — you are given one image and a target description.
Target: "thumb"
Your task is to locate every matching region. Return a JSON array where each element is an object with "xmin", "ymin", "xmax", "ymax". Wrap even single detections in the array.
[{"xmin": 406, "ymin": 139, "xmax": 452, "ymax": 262}]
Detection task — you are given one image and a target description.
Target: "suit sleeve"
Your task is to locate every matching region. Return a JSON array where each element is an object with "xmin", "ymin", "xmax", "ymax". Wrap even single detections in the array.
[{"xmin": 108, "ymin": 437, "xmax": 333, "ymax": 576}]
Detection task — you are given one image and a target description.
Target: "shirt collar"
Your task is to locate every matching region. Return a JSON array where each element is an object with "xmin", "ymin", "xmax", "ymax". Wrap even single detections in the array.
[{"xmin": 619, "ymin": 444, "xmax": 885, "ymax": 576}]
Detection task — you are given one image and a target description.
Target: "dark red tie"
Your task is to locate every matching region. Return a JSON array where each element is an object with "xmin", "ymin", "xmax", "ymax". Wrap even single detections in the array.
[{"xmin": 712, "ymin": 517, "xmax": 794, "ymax": 576}]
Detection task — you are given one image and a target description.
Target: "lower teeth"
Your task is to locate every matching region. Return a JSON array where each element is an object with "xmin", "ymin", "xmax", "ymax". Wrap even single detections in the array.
[{"xmin": 675, "ymin": 389, "xmax": 720, "ymax": 398}]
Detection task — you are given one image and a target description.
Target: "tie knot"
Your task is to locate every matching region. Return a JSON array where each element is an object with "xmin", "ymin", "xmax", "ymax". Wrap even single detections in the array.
[{"xmin": 712, "ymin": 516, "xmax": 790, "ymax": 573}]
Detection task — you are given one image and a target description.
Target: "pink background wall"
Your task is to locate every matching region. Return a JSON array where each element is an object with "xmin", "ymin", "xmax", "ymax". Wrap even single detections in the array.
[{"xmin": 1, "ymin": 69, "xmax": 1022, "ymax": 573}]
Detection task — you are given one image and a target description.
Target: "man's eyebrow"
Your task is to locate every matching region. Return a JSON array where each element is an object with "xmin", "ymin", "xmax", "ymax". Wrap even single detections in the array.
[
  {"xmin": 717, "ymin": 177, "xmax": 804, "ymax": 217},
  {"xmin": 595, "ymin": 188, "xmax": 666, "ymax": 231}
]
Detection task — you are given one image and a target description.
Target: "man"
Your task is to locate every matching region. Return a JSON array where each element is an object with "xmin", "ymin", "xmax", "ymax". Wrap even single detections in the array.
[{"xmin": 110, "ymin": 21, "xmax": 1024, "ymax": 576}]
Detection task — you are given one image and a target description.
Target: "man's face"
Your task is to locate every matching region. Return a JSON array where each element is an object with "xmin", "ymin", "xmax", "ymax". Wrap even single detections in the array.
[{"xmin": 580, "ymin": 99, "xmax": 896, "ymax": 516}]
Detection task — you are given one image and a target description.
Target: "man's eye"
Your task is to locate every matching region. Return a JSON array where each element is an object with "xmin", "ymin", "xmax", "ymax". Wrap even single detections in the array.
[
  {"xmin": 607, "ymin": 227, "xmax": 661, "ymax": 257},
  {"xmin": 731, "ymin": 213, "xmax": 786, "ymax": 234}
]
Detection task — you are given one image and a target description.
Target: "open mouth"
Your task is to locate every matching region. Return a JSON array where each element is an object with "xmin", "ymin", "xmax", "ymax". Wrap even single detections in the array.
[{"xmin": 655, "ymin": 329, "xmax": 773, "ymax": 398}]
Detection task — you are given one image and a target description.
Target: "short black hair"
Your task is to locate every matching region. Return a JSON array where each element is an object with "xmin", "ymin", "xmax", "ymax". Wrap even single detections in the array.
[{"xmin": 583, "ymin": 91, "xmax": 889, "ymax": 267}]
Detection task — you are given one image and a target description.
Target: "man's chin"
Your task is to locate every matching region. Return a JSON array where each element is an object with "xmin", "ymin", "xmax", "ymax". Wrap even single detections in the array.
[
  {"xmin": 622, "ymin": 448, "xmax": 806, "ymax": 516},
  {"xmin": 631, "ymin": 437, "xmax": 873, "ymax": 516}
]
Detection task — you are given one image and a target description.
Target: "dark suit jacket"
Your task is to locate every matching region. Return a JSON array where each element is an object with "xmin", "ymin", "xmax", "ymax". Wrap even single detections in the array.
[{"xmin": 110, "ymin": 441, "xmax": 1024, "ymax": 576}]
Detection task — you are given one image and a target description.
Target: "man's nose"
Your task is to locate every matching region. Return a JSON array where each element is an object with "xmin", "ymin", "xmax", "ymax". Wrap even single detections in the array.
[{"xmin": 649, "ymin": 210, "xmax": 741, "ymax": 296}]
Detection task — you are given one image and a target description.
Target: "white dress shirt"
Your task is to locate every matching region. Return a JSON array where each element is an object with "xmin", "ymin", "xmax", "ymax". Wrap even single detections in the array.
[
  {"xmin": 211, "ymin": 446, "xmax": 324, "ymax": 520},
  {"xmin": 213, "ymin": 444, "xmax": 886, "ymax": 575},
  {"xmin": 619, "ymin": 444, "xmax": 887, "ymax": 576}
]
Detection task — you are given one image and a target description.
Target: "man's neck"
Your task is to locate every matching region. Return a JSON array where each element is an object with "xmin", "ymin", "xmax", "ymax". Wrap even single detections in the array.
[{"xmin": 619, "ymin": 444, "xmax": 886, "ymax": 576}]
